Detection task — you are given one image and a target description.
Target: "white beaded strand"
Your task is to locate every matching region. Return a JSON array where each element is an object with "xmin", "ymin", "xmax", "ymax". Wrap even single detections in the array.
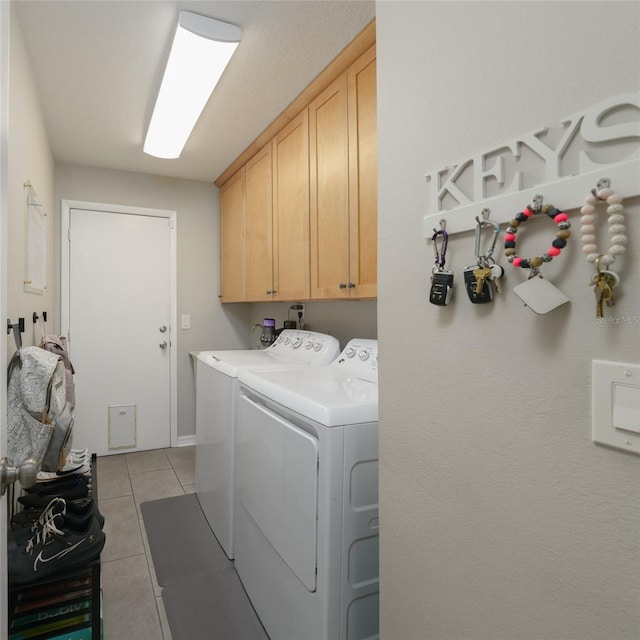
[{"xmin": 580, "ymin": 183, "xmax": 627, "ymax": 268}]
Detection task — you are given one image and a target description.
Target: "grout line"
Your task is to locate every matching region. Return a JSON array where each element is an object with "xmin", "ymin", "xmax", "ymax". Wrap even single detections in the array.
[
  {"xmin": 100, "ymin": 551, "xmax": 147, "ymax": 566},
  {"xmin": 103, "ymin": 447, "xmax": 190, "ymax": 639}
]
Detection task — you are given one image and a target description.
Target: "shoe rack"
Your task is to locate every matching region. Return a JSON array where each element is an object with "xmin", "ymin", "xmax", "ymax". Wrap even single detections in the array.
[{"xmin": 7, "ymin": 455, "xmax": 103, "ymax": 640}]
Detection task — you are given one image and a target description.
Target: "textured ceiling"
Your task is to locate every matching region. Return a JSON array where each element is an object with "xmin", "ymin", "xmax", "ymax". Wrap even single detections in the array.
[{"xmin": 14, "ymin": 0, "xmax": 375, "ymax": 183}]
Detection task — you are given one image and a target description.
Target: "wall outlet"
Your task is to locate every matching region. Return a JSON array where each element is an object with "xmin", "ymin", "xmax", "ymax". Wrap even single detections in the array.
[{"xmin": 290, "ymin": 304, "xmax": 305, "ymax": 328}]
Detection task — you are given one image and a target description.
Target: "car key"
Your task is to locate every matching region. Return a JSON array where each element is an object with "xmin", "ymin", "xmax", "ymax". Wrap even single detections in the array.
[
  {"xmin": 429, "ymin": 269, "xmax": 454, "ymax": 306},
  {"xmin": 489, "ymin": 262, "xmax": 504, "ymax": 294},
  {"xmin": 464, "ymin": 265, "xmax": 494, "ymax": 303}
]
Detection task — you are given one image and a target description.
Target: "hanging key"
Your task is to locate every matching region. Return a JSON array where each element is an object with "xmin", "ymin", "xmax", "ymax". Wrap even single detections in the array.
[
  {"xmin": 430, "ymin": 268, "xmax": 454, "ymax": 306},
  {"xmin": 463, "ymin": 265, "xmax": 493, "ymax": 303},
  {"xmin": 464, "ymin": 209, "xmax": 501, "ymax": 304},
  {"xmin": 489, "ymin": 262, "xmax": 504, "ymax": 294},
  {"xmin": 590, "ymin": 270, "xmax": 618, "ymax": 318},
  {"xmin": 429, "ymin": 224, "xmax": 453, "ymax": 306},
  {"xmin": 474, "ymin": 266, "xmax": 491, "ymax": 295}
]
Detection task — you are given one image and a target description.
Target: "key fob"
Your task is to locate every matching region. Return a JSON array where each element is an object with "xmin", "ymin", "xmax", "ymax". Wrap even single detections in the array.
[
  {"xmin": 429, "ymin": 269, "xmax": 453, "ymax": 306},
  {"xmin": 463, "ymin": 265, "xmax": 494, "ymax": 304}
]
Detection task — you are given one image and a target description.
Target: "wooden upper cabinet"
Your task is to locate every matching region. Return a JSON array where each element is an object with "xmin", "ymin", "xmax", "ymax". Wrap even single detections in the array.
[
  {"xmin": 219, "ymin": 167, "xmax": 246, "ymax": 302},
  {"xmin": 310, "ymin": 44, "xmax": 377, "ymax": 299},
  {"xmin": 272, "ymin": 111, "xmax": 310, "ymax": 301},
  {"xmin": 245, "ymin": 145, "xmax": 274, "ymax": 301},
  {"xmin": 219, "ymin": 37, "xmax": 377, "ymax": 303},
  {"xmin": 348, "ymin": 44, "xmax": 377, "ymax": 299},
  {"xmin": 309, "ymin": 73, "xmax": 351, "ymax": 299}
]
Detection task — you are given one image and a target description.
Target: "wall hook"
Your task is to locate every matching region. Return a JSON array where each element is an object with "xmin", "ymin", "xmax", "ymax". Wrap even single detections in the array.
[{"xmin": 7, "ymin": 318, "xmax": 25, "ymax": 335}]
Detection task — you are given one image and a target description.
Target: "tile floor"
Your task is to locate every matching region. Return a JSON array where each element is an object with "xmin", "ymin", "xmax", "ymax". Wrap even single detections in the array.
[{"xmin": 97, "ymin": 446, "xmax": 196, "ymax": 640}]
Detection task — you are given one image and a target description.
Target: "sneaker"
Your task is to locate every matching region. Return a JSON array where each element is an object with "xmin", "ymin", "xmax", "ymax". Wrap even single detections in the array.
[
  {"xmin": 23, "ymin": 474, "xmax": 89, "ymax": 496},
  {"xmin": 13, "ymin": 498, "xmax": 105, "ymax": 546},
  {"xmin": 9, "ymin": 514, "xmax": 106, "ymax": 584},
  {"xmin": 66, "ymin": 453, "xmax": 89, "ymax": 465},
  {"xmin": 18, "ymin": 478, "xmax": 89, "ymax": 509},
  {"xmin": 36, "ymin": 462, "xmax": 90, "ymax": 481},
  {"xmin": 12, "ymin": 498, "xmax": 66, "ymax": 540}
]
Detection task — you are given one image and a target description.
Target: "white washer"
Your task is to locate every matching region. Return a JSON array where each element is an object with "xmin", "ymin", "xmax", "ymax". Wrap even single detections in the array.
[
  {"xmin": 195, "ymin": 330, "xmax": 340, "ymax": 559},
  {"xmin": 235, "ymin": 339, "xmax": 379, "ymax": 640}
]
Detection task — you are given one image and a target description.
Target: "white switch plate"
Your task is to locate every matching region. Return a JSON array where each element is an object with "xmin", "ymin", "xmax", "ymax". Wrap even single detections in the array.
[
  {"xmin": 592, "ymin": 360, "xmax": 640, "ymax": 455},
  {"xmin": 181, "ymin": 314, "xmax": 191, "ymax": 330}
]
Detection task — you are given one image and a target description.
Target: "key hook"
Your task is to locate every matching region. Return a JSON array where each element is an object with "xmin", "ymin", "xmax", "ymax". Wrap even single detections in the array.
[
  {"xmin": 431, "ymin": 228, "xmax": 449, "ymax": 269},
  {"xmin": 531, "ymin": 194, "xmax": 544, "ymax": 213},
  {"xmin": 592, "ymin": 178, "xmax": 611, "ymax": 198},
  {"xmin": 474, "ymin": 212, "xmax": 500, "ymax": 265}
]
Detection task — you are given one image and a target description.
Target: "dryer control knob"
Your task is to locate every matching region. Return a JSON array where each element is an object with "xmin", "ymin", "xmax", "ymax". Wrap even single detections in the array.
[
  {"xmin": 291, "ymin": 337, "xmax": 302, "ymax": 348},
  {"xmin": 313, "ymin": 341, "xmax": 322, "ymax": 351},
  {"xmin": 283, "ymin": 337, "xmax": 291, "ymax": 345},
  {"xmin": 304, "ymin": 340, "xmax": 313, "ymax": 349},
  {"xmin": 358, "ymin": 350, "xmax": 370, "ymax": 361},
  {"xmin": 344, "ymin": 347, "xmax": 356, "ymax": 358}
]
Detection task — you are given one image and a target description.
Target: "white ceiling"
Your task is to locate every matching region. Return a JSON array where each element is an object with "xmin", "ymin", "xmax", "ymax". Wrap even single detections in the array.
[{"xmin": 14, "ymin": 0, "xmax": 375, "ymax": 183}]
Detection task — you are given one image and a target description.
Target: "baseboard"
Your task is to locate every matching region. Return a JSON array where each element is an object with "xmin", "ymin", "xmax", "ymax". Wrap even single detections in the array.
[{"xmin": 177, "ymin": 435, "xmax": 196, "ymax": 447}]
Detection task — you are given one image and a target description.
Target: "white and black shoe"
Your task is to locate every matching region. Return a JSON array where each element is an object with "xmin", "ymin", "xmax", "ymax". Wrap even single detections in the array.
[
  {"xmin": 12, "ymin": 497, "xmax": 105, "ymax": 547},
  {"xmin": 9, "ymin": 513, "xmax": 105, "ymax": 585}
]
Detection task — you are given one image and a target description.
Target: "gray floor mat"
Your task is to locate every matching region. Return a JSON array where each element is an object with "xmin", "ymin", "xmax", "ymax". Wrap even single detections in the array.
[
  {"xmin": 162, "ymin": 566, "xmax": 269, "ymax": 640},
  {"xmin": 140, "ymin": 493, "xmax": 231, "ymax": 586}
]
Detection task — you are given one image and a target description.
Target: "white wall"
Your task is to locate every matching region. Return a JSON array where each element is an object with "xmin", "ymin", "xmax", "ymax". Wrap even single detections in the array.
[
  {"xmin": 249, "ymin": 300, "xmax": 377, "ymax": 349},
  {"xmin": 7, "ymin": 3, "xmax": 55, "ymax": 351},
  {"xmin": 376, "ymin": 2, "xmax": 639, "ymax": 639},
  {"xmin": 54, "ymin": 163, "xmax": 250, "ymax": 439}
]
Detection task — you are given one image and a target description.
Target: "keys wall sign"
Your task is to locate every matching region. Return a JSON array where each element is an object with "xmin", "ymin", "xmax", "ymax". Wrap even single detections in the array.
[{"xmin": 423, "ymin": 92, "xmax": 640, "ymax": 236}]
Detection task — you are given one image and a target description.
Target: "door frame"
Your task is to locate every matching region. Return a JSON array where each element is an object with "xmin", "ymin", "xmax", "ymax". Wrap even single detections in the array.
[
  {"xmin": 60, "ymin": 200, "xmax": 178, "ymax": 449},
  {"xmin": 0, "ymin": 0, "xmax": 9, "ymax": 633}
]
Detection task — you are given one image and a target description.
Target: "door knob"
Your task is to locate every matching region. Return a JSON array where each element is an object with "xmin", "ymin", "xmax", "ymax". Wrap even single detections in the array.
[
  {"xmin": 1, "ymin": 457, "xmax": 38, "ymax": 496},
  {"xmin": 159, "ymin": 325, "xmax": 167, "ymax": 333},
  {"xmin": 159, "ymin": 341, "xmax": 168, "ymax": 349}
]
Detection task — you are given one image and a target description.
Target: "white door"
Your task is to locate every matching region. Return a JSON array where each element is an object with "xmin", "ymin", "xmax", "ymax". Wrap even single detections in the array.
[{"xmin": 65, "ymin": 206, "xmax": 174, "ymax": 456}]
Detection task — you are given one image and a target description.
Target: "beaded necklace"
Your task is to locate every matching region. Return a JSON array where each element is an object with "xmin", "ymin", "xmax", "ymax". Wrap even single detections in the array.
[
  {"xmin": 504, "ymin": 196, "xmax": 570, "ymax": 276},
  {"xmin": 580, "ymin": 179, "xmax": 627, "ymax": 269}
]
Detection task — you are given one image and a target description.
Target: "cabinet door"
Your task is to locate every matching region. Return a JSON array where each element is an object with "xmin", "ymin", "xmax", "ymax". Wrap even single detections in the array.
[
  {"xmin": 245, "ymin": 145, "xmax": 274, "ymax": 301},
  {"xmin": 348, "ymin": 45, "xmax": 377, "ymax": 298},
  {"xmin": 309, "ymin": 73, "xmax": 350, "ymax": 299},
  {"xmin": 220, "ymin": 167, "xmax": 246, "ymax": 302},
  {"xmin": 272, "ymin": 111, "xmax": 310, "ymax": 301}
]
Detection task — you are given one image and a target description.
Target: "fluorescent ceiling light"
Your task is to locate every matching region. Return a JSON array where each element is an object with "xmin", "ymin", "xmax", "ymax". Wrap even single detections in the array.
[{"xmin": 144, "ymin": 12, "xmax": 241, "ymax": 159}]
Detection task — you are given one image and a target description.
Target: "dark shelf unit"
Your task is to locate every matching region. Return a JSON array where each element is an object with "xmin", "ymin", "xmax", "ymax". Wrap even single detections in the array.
[{"xmin": 7, "ymin": 454, "xmax": 103, "ymax": 640}]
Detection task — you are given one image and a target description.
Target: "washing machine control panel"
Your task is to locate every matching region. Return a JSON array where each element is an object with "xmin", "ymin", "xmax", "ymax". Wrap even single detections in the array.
[
  {"xmin": 271, "ymin": 330, "xmax": 340, "ymax": 364},
  {"xmin": 334, "ymin": 339, "xmax": 378, "ymax": 383}
]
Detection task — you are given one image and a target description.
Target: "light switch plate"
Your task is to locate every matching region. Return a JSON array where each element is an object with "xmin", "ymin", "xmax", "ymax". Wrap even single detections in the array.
[{"xmin": 592, "ymin": 360, "xmax": 640, "ymax": 455}]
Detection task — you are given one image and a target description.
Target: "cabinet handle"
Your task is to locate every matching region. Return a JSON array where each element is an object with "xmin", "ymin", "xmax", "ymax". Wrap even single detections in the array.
[
  {"xmin": 339, "ymin": 283, "xmax": 347, "ymax": 289},
  {"xmin": 348, "ymin": 283, "xmax": 356, "ymax": 288}
]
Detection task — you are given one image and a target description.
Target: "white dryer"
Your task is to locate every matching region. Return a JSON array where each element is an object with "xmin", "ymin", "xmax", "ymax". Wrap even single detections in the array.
[
  {"xmin": 235, "ymin": 339, "xmax": 379, "ymax": 640},
  {"xmin": 195, "ymin": 330, "xmax": 340, "ymax": 559}
]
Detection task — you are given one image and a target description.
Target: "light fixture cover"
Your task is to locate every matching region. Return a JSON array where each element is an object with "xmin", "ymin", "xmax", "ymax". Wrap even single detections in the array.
[{"xmin": 143, "ymin": 12, "xmax": 241, "ymax": 159}]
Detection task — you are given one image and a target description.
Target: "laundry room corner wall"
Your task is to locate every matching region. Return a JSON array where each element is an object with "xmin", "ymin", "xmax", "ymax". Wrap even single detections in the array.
[
  {"xmin": 54, "ymin": 163, "xmax": 251, "ymax": 441},
  {"xmin": 7, "ymin": 3, "xmax": 56, "ymax": 355},
  {"xmin": 376, "ymin": 2, "xmax": 640, "ymax": 639}
]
